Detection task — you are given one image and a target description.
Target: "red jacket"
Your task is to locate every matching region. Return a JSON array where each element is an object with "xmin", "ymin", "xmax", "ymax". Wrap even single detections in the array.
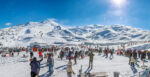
[
  {"xmin": 39, "ymin": 51, "xmax": 42, "ymax": 56},
  {"xmin": 33, "ymin": 47, "xmax": 37, "ymax": 51}
]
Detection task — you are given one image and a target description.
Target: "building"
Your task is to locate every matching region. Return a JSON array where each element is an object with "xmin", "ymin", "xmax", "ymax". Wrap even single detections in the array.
[{"xmin": 30, "ymin": 42, "xmax": 48, "ymax": 48}]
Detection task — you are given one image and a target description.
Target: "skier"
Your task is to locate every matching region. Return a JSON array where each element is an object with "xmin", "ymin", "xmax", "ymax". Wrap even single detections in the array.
[
  {"xmin": 30, "ymin": 57, "xmax": 43, "ymax": 77},
  {"xmin": 88, "ymin": 51, "xmax": 94, "ymax": 68},
  {"xmin": 67, "ymin": 59, "xmax": 75, "ymax": 77},
  {"xmin": 47, "ymin": 53, "xmax": 54, "ymax": 76}
]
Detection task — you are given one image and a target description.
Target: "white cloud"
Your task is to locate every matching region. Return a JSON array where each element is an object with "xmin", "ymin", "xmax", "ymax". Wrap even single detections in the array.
[{"xmin": 5, "ymin": 22, "xmax": 12, "ymax": 26}]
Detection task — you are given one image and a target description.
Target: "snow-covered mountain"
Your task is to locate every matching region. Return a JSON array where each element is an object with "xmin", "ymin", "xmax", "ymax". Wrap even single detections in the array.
[
  {"xmin": 69, "ymin": 25, "xmax": 150, "ymax": 42},
  {"xmin": 0, "ymin": 19, "xmax": 150, "ymax": 47}
]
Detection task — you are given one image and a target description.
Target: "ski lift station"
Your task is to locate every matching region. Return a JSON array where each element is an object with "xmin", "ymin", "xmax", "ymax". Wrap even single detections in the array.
[{"xmin": 29, "ymin": 42, "xmax": 49, "ymax": 48}]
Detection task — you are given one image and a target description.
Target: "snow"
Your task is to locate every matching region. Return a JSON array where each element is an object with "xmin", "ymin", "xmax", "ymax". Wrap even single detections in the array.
[
  {"xmin": 0, "ymin": 19, "xmax": 150, "ymax": 77},
  {"xmin": 0, "ymin": 19, "xmax": 150, "ymax": 47},
  {"xmin": 0, "ymin": 51, "xmax": 149, "ymax": 77},
  {"xmin": 0, "ymin": 53, "xmax": 30, "ymax": 77},
  {"xmin": 127, "ymin": 43, "xmax": 150, "ymax": 50}
]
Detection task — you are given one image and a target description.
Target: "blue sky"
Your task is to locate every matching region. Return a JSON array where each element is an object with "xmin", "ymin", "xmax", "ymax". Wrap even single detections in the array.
[{"xmin": 0, "ymin": 0, "xmax": 150, "ymax": 30}]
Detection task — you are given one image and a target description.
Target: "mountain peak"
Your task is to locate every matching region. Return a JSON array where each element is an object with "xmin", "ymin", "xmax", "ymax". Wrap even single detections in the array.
[{"xmin": 41, "ymin": 19, "xmax": 59, "ymax": 26}]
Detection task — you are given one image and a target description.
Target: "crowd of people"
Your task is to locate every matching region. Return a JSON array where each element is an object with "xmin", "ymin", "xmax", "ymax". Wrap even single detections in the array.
[
  {"xmin": 0, "ymin": 44, "xmax": 150, "ymax": 77},
  {"xmin": 28, "ymin": 45, "xmax": 150, "ymax": 77}
]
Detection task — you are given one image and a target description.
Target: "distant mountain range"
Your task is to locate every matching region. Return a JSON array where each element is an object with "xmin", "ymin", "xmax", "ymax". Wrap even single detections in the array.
[{"xmin": 0, "ymin": 19, "xmax": 150, "ymax": 47}]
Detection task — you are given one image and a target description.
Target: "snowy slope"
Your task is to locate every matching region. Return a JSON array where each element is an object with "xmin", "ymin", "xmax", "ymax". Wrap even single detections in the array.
[
  {"xmin": 0, "ymin": 19, "xmax": 85, "ymax": 47},
  {"xmin": 0, "ymin": 19, "xmax": 150, "ymax": 47},
  {"xmin": 0, "ymin": 52, "xmax": 149, "ymax": 77},
  {"xmin": 69, "ymin": 25, "xmax": 150, "ymax": 42}
]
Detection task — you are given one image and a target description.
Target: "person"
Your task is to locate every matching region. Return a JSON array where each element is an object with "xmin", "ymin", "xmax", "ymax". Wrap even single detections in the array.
[
  {"xmin": 133, "ymin": 50, "xmax": 137, "ymax": 60},
  {"xmin": 68, "ymin": 51, "xmax": 72, "ymax": 60},
  {"xmin": 30, "ymin": 57, "xmax": 43, "ymax": 77},
  {"xmin": 106, "ymin": 50, "xmax": 109, "ymax": 58},
  {"xmin": 74, "ymin": 51, "xmax": 78, "ymax": 64},
  {"xmin": 30, "ymin": 51, "xmax": 34, "ymax": 58},
  {"xmin": 60, "ymin": 50, "xmax": 64, "ymax": 60},
  {"xmin": 129, "ymin": 55, "xmax": 135, "ymax": 67},
  {"xmin": 47, "ymin": 53, "xmax": 54, "ymax": 76},
  {"xmin": 138, "ymin": 50, "xmax": 141, "ymax": 58},
  {"xmin": 88, "ymin": 51, "xmax": 94, "ymax": 68},
  {"xmin": 110, "ymin": 49, "xmax": 114, "ymax": 59},
  {"xmin": 39, "ymin": 51, "xmax": 42, "ymax": 58},
  {"xmin": 141, "ymin": 51, "xmax": 146, "ymax": 61},
  {"xmin": 67, "ymin": 59, "xmax": 75, "ymax": 77},
  {"xmin": 12, "ymin": 51, "xmax": 14, "ymax": 57},
  {"xmin": 147, "ymin": 51, "xmax": 150, "ymax": 60},
  {"xmin": 98, "ymin": 47, "xmax": 102, "ymax": 55}
]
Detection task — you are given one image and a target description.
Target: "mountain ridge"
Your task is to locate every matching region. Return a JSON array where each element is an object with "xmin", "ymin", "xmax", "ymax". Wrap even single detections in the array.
[{"xmin": 0, "ymin": 19, "xmax": 150, "ymax": 47}]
